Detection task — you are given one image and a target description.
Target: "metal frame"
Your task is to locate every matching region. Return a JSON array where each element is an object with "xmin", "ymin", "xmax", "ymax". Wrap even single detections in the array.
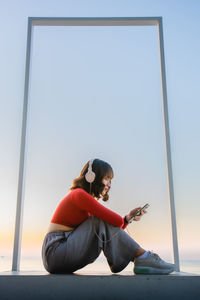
[{"xmin": 12, "ymin": 17, "xmax": 180, "ymax": 272}]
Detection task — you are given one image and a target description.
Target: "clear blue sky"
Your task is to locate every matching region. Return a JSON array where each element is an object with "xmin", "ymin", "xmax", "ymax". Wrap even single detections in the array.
[{"xmin": 0, "ymin": 0, "xmax": 200, "ymax": 267}]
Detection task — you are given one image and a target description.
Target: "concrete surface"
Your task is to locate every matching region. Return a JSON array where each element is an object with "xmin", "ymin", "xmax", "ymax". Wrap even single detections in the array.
[{"xmin": 0, "ymin": 271, "xmax": 200, "ymax": 300}]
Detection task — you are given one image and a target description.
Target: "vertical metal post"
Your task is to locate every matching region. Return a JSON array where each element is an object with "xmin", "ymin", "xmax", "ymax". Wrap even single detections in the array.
[
  {"xmin": 158, "ymin": 18, "xmax": 180, "ymax": 271},
  {"xmin": 12, "ymin": 18, "xmax": 33, "ymax": 271}
]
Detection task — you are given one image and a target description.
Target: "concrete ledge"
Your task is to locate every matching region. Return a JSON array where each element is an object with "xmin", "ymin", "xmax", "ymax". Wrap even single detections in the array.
[{"xmin": 0, "ymin": 272, "xmax": 200, "ymax": 300}]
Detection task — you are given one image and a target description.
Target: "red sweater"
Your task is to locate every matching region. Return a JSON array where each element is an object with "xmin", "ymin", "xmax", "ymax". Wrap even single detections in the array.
[{"xmin": 51, "ymin": 188, "xmax": 127, "ymax": 229}]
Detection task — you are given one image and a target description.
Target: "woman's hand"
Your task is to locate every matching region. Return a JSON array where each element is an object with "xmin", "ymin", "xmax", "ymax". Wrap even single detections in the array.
[{"xmin": 125, "ymin": 207, "xmax": 147, "ymax": 223}]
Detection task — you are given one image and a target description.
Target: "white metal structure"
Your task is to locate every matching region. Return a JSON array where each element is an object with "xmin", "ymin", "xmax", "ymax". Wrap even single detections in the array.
[{"xmin": 12, "ymin": 17, "xmax": 180, "ymax": 272}]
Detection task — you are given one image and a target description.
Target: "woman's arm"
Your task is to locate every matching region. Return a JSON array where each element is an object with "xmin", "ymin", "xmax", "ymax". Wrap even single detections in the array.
[{"xmin": 72, "ymin": 189, "xmax": 127, "ymax": 229}]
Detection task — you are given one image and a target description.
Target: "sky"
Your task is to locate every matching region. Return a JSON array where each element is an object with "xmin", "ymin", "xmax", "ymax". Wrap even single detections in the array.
[{"xmin": 0, "ymin": 0, "xmax": 200, "ymax": 271}]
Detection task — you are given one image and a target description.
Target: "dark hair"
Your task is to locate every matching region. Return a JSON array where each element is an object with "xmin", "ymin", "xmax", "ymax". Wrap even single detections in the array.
[{"xmin": 70, "ymin": 159, "xmax": 114, "ymax": 201}]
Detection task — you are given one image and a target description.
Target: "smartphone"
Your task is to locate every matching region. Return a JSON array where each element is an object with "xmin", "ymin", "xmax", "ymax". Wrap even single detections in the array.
[{"xmin": 129, "ymin": 203, "xmax": 150, "ymax": 223}]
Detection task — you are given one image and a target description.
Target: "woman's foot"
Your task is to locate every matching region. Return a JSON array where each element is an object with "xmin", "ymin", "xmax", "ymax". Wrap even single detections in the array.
[{"xmin": 134, "ymin": 251, "xmax": 175, "ymax": 275}]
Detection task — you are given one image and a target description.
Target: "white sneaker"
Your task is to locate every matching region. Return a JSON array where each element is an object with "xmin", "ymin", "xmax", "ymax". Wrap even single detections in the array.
[{"xmin": 134, "ymin": 251, "xmax": 175, "ymax": 275}]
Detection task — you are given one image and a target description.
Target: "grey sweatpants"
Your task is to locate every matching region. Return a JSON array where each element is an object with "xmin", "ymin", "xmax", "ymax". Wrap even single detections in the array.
[{"xmin": 42, "ymin": 216, "xmax": 140, "ymax": 274}]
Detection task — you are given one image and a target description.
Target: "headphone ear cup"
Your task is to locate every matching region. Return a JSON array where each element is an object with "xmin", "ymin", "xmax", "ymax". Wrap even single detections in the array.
[
  {"xmin": 85, "ymin": 170, "xmax": 96, "ymax": 183},
  {"xmin": 85, "ymin": 159, "xmax": 96, "ymax": 183}
]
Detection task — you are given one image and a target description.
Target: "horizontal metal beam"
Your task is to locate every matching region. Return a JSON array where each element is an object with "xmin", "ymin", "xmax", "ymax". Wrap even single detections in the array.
[{"xmin": 31, "ymin": 17, "xmax": 160, "ymax": 27}]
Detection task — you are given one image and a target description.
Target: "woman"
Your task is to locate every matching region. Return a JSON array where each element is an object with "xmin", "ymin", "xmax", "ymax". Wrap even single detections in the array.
[{"xmin": 42, "ymin": 158, "xmax": 175, "ymax": 274}]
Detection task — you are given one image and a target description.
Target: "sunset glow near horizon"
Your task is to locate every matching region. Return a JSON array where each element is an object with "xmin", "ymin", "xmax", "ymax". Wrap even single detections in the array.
[{"xmin": 0, "ymin": 0, "xmax": 200, "ymax": 271}]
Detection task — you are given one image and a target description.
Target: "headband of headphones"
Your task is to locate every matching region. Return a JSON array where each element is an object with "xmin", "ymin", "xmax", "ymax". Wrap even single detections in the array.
[{"xmin": 85, "ymin": 159, "xmax": 96, "ymax": 183}]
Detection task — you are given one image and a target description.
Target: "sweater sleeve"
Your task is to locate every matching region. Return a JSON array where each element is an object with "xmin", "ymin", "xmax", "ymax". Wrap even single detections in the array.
[{"xmin": 72, "ymin": 189, "xmax": 127, "ymax": 229}]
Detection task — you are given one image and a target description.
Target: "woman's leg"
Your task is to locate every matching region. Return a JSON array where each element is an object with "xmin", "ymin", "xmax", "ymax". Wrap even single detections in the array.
[
  {"xmin": 42, "ymin": 220, "xmax": 102, "ymax": 273},
  {"xmin": 92, "ymin": 216, "xmax": 141, "ymax": 273},
  {"xmin": 42, "ymin": 216, "xmax": 141, "ymax": 273}
]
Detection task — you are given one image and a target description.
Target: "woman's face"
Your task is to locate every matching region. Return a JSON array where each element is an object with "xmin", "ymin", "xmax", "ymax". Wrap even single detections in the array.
[{"xmin": 101, "ymin": 176, "xmax": 112, "ymax": 196}]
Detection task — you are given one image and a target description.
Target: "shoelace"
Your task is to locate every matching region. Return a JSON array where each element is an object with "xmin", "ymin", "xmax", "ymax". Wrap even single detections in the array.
[{"xmin": 149, "ymin": 251, "xmax": 161, "ymax": 262}]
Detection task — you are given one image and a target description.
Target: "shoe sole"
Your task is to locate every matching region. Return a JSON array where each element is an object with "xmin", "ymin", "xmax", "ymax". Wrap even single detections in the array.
[{"xmin": 134, "ymin": 266, "xmax": 174, "ymax": 275}]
